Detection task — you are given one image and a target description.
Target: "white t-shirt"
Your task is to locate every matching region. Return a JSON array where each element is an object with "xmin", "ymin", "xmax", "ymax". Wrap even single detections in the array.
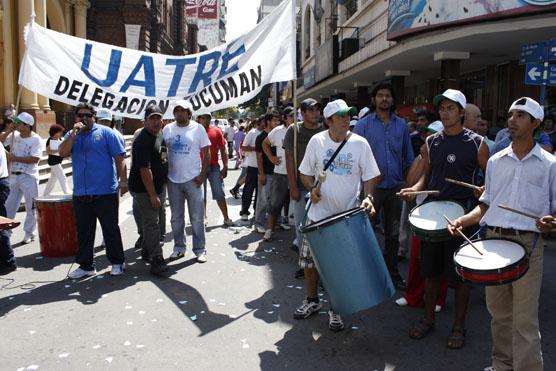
[
  {"xmin": 0, "ymin": 147, "xmax": 8, "ymax": 179},
  {"xmin": 224, "ymin": 125, "xmax": 237, "ymax": 142},
  {"xmin": 243, "ymin": 128, "xmax": 260, "ymax": 168},
  {"xmin": 299, "ymin": 131, "xmax": 380, "ymax": 222},
  {"xmin": 162, "ymin": 121, "xmax": 210, "ymax": 183},
  {"xmin": 5, "ymin": 132, "xmax": 44, "ymax": 177},
  {"xmin": 267, "ymin": 124, "xmax": 288, "ymax": 175}
]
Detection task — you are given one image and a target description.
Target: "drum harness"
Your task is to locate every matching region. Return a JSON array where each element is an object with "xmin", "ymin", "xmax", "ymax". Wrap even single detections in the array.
[{"xmin": 300, "ymin": 133, "xmax": 351, "ymax": 228}]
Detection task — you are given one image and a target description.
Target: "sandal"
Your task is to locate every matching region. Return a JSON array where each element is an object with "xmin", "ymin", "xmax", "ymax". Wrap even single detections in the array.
[
  {"xmin": 409, "ymin": 318, "xmax": 434, "ymax": 339},
  {"xmin": 446, "ymin": 326, "xmax": 466, "ymax": 349}
]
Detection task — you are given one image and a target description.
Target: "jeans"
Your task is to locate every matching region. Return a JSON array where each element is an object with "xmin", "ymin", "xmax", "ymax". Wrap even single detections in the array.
[
  {"xmin": 73, "ymin": 193, "xmax": 125, "ymax": 271},
  {"xmin": 204, "ymin": 165, "xmax": 226, "ymax": 200},
  {"xmin": 291, "ymin": 191, "xmax": 308, "ymax": 248},
  {"xmin": 132, "ymin": 192, "xmax": 163, "ymax": 260},
  {"xmin": 255, "ymin": 174, "xmax": 273, "ymax": 226},
  {"xmin": 373, "ymin": 187, "xmax": 402, "ymax": 277},
  {"xmin": 0, "ymin": 179, "xmax": 14, "ymax": 267},
  {"xmin": 167, "ymin": 179, "xmax": 206, "ymax": 255},
  {"xmin": 240, "ymin": 166, "xmax": 258, "ymax": 216}
]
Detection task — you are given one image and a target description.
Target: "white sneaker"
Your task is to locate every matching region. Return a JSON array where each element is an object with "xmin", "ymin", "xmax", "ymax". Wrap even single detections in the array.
[
  {"xmin": 169, "ymin": 248, "xmax": 186, "ymax": 261},
  {"xmin": 263, "ymin": 229, "xmax": 272, "ymax": 241},
  {"xmin": 395, "ymin": 297, "xmax": 408, "ymax": 306},
  {"xmin": 279, "ymin": 223, "xmax": 292, "ymax": 230},
  {"xmin": 68, "ymin": 267, "xmax": 96, "ymax": 279},
  {"xmin": 196, "ymin": 254, "xmax": 207, "ymax": 263},
  {"xmin": 435, "ymin": 305, "xmax": 442, "ymax": 313},
  {"xmin": 254, "ymin": 224, "xmax": 265, "ymax": 233},
  {"xmin": 484, "ymin": 367, "xmax": 496, "ymax": 371},
  {"xmin": 223, "ymin": 219, "xmax": 235, "ymax": 227},
  {"xmin": 328, "ymin": 310, "xmax": 345, "ymax": 332},
  {"xmin": 293, "ymin": 299, "xmax": 322, "ymax": 319},
  {"xmin": 110, "ymin": 263, "xmax": 125, "ymax": 276},
  {"xmin": 22, "ymin": 233, "xmax": 36, "ymax": 244}
]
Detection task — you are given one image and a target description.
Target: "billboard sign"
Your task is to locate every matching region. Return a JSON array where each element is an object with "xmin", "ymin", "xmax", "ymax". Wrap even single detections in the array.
[
  {"xmin": 387, "ymin": 0, "xmax": 556, "ymax": 40},
  {"xmin": 186, "ymin": 0, "xmax": 218, "ymax": 20}
]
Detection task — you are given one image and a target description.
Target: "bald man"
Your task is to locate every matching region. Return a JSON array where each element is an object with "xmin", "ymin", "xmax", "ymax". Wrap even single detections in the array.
[{"xmin": 464, "ymin": 103, "xmax": 481, "ymax": 132}]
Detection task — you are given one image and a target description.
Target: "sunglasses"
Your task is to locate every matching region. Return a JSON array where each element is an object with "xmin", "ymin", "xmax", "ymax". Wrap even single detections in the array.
[{"xmin": 77, "ymin": 113, "xmax": 93, "ymax": 118}]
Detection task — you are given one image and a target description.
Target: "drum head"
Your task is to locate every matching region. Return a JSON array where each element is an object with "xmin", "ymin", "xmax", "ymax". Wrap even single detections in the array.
[
  {"xmin": 454, "ymin": 239, "xmax": 525, "ymax": 271},
  {"xmin": 301, "ymin": 207, "xmax": 365, "ymax": 233},
  {"xmin": 408, "ymin": 201, "xmax": 465, "ymax": 231},
  {"xmin": 34, "ymin": 195, "xmax": 73, "ymax": 203}
]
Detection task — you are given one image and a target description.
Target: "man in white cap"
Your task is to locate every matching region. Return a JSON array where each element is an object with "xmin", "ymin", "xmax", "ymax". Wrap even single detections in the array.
[
  {"xmin": 399, "ymin": 89, "xmax": 489, "ymax": 349},
  {"xmin": 295, "ymin": 99, "xmax": 380, "ymax": 332},
  {"xmin": 163, "ymin": 100, "xmax": 210, "ymax": 263},
  {"xmin": 1, "ymin": 112, "xmax": 43, "ymax": 244},
  {"xmin": 449, "ymin": 97, "xmax": 555, "ymax": 371}
]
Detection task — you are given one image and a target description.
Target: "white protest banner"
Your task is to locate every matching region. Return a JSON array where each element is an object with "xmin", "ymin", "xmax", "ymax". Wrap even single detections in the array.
[{"xmin": 19, "ymin": 0, "xmax": 295, "ymax": 119}]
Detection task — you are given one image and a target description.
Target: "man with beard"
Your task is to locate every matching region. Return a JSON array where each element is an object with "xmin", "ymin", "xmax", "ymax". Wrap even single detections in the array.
[{"xmin": 354, "ymin": 83, "xmax": 414, "ymax": 290}]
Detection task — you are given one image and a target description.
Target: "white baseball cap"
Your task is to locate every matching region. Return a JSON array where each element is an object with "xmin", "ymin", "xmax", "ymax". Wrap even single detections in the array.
[
  {"xmin": 358, "ymin": 107, "xmax": 370, "ymax": 120},
  {"xmin": 14, "ymin": 112, "xmax": 34, "ymax": 126},
  {"xmin": 173, "ymin": 99, "xmax": 193, "ymax": 113},
  {"xmin": 323, "ymin": 99, "xmax": 357, "ymax": 119},
  {"xmin": 96, "ymin": 108, "xmax": 112, "ymax": 121},
  {"xmin": 508, "ymin": 97, "xmax": 544, "ymax": 121},
  {"xmin": 433, "ymin": 89, "xmax": 467, "ymax": 109},
  {"xmin": 425, "ymin": 120, "xmax": 444, "ymax": 133}
]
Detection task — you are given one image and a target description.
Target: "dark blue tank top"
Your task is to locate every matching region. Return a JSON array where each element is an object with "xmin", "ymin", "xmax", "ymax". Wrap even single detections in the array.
[{"xmin": 426, "ymin": 128, "xmax": 483, "ymax": 206}]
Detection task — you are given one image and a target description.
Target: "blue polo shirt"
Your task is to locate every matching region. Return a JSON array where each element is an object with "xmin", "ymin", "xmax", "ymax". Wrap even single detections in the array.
[
  {"xmin": 353, "ymin": 112, "xmax": 414, "ymax": 189},
  {"xmin": 64, "ymin": 124, "xmax": 126, "ymax": 196}
]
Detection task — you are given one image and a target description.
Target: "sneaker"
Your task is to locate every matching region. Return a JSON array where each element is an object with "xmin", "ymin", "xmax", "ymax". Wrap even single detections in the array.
[
  {"xmin": 484, "ymin": 367, "xmax": 496, "ymax": 371},
  {"xmin": 395, "ymin": 297, "xmax": 408, "ymax": 306},
  {"xmin": 223, "ymin": 218, "xmax": 235, "ymax": 227},
  {"xmin": 68, "ymin": 267, "xmax": 96, "ymax": 279},
  {"xmin": 22, "ymin": 233, "xmax": 36, "ymax": 244},
  {"xmin": 279, "ymin": 223, "xmax": 292, "ymax": 230},
  {"xmin": 169, "ymin": 248, "xmax": 185, "ymax": 261},
  {"xmin": 293, "ymin": 299, "xmax": 322, "ymax": 319},
  {"xmin": 196, "ymin": 254, "xmax": 207, "ymax": 263},
  {"xmin": 241, "ymin": 214, "xmax": 249, "ymax": 221},
  {"xmin": 230, "ymin": 188, "xmax": 239, "ymax": 199},
  {"xmin": 110, "ymin": 263, "xmax": 125, "ymax": 276},
  {"xmin": 254, "ymin": 224, "xmax": 265, "ymax": 234},
  {"xmin": 435, "ymin": 305, "xmax": 442, "ymax": 313},
  {"xmin": 150, "ymin": 256, "xmax": 169, "ymax": 275},
  {"xmin": 294, "ymin": 268, "xmax": 304, "ymax": 279},
  {"xmin": 328, "ymin": 310, "xmax": 345, "ymax": 332},
  {"xmin": 263, "ymin": 229, "xmax": 272, "ymax": 241}
]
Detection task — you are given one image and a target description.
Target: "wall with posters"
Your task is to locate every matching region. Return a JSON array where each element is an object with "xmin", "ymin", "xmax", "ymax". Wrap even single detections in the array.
[{"xmin": 388, "ymin": 0, "xmax": 556, "ymax": 39}]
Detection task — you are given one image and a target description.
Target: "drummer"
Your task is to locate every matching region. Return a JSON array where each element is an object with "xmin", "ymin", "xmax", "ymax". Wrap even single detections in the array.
[
  {"xmin": 295, "ymin": 99, "xmax": 380, "ymax": 332},
  {"xmin": 399, "ymin": 89, "xmax": 489, "ymax": 349},
  {"xmin": 448, "ymin": 97, "xmax": 556, "ymax": 371}
]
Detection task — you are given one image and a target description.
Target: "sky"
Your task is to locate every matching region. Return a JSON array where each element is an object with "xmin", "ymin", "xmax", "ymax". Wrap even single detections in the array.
[{"xmin": 225, "ymin": 0, "xmax": 261, "ymax": 41}]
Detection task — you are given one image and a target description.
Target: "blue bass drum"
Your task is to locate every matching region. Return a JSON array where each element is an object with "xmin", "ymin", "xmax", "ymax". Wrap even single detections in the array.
[{"xmin": 300, "ymin": 207, "xmax": 395, "ymax": 314}]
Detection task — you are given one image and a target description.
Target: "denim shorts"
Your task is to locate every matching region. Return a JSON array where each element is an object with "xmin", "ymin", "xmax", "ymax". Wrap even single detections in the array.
[{"xmin": 204, "ymin": 165, "xmax": 226, "ymax": 201}]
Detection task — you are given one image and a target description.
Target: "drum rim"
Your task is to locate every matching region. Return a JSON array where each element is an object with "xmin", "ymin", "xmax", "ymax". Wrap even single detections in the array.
[
  {"xmin": 408, "ymin": 200, "xmax": 466, "ymax": 232},
  {"xmin": 300, "ymin": 206, "xmax": 366, "ymax": 233},
  {"xmin": 453, "ymin": 237, "xmax": 529, "ymax": 275},
  {"xmin": 456, "ymin": 264, "xmax": 529, "ymax": 286},
  {"xmin": 34, "ymin": 195, "xmax": 73, "ymax": 203}
]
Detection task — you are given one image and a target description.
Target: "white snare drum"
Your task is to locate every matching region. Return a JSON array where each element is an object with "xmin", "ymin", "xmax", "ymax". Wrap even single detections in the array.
[{"xmin": 408, "ymin": 200, "xmax": 465, "ymax": 242}]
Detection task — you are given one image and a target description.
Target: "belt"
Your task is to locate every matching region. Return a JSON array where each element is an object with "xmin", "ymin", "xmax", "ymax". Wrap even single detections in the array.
[
  {"xmin": 11, "ymin": 171, "xmax": 23, "ymax": 175},
  {"xmin": 488, "ymin": 226, "xmax": 535, "ymax": 236}
]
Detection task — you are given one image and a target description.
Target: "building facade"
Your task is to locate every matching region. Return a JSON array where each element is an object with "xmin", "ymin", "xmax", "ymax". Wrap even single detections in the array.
[
  {"xmin": 0, "ymin": 0, "xmax": 90, "ymax": 136},
  {"xmin": 298, "ymin": 0, "xmax": 556, "ymax": 125}
]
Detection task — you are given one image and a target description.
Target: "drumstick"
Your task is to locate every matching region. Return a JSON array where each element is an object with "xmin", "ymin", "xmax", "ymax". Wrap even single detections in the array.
[
  {"xmin": 445, "ymin": 178, "xmax": 483, "ymax": 192},
  {"xmin": 442, "ymin": 215, "xmax": 483, "ymax": 256},
  {"xmin": 498, "ymin": 204, "xmax": 556, "ymax": 227},
  {"xmin": 396, "ymin": 190, "xmax": 440, "ymax": 196}
]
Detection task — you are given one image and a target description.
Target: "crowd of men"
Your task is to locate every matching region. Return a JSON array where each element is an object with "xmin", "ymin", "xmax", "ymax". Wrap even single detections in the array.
[{"xmin": 0, "ymin": 83, "xmax": 555, "ymax": 371}]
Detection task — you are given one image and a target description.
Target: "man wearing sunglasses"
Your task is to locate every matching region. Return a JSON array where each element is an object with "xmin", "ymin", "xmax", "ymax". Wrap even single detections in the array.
[{"xmin": 59, "ymin": 103, "xmax": 128, "ymax": 279}]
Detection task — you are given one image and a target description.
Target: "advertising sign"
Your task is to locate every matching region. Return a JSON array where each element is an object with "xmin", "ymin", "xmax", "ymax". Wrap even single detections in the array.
[{"xmin": 388, "ymin": 0, "xmax": 556, "ymax": 40}]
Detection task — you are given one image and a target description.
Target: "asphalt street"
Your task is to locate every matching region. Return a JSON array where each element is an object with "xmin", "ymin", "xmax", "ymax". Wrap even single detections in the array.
[{"xmin": 1, "ymin": 167, "xmax": 554, "ymax": 370}]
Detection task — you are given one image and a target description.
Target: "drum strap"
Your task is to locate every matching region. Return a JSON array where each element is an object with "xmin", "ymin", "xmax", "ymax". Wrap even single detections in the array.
[{"xmin": 300, "ymin": 133, "xmax": 352, "ymax": 227}]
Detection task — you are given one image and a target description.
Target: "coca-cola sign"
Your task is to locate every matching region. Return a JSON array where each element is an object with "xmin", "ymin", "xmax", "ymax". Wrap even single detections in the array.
[{"xmin": 186, "ymin": 0, "xmax": 218, "ymax": 20}]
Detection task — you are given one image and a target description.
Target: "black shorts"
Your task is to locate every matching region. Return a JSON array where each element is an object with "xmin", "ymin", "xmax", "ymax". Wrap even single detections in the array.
[{"xmin": 420, "ymin": 237, "xmax": 464, "ymax": 283}]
